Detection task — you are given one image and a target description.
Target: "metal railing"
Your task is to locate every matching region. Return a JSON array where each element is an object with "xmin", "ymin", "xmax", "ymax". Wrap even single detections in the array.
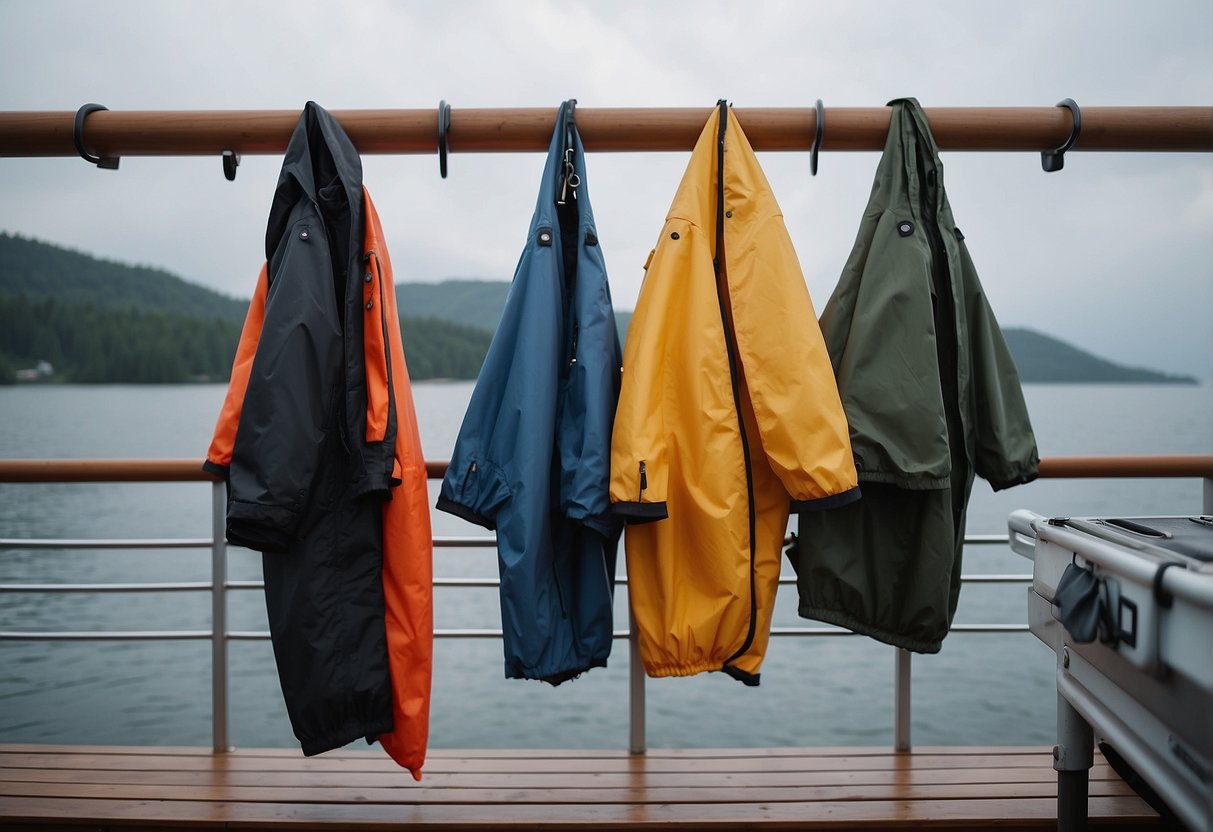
[{"xmin": 1, "ymin": 456, "xmax": 1210, "ymax": 756}]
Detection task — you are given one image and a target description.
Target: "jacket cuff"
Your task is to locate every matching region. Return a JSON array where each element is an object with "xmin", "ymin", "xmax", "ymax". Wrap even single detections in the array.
[
  {"xmin": 611, "ymin": 501, "xmax": 668, "ymax": 524},
  {"xmin": 436, "ymin": 494, "xmax": 497, "ymax": 531},
  {"xmin": 791, "ymin": 485, "xmax": 862, "ymax": 513},
  {"xmin": 988, "ymin": 466, "xmax": 1039, "ymax": 492},
  {"xmin": 580, "ymin": 512, "xmax": 623, "ymax": 539},
  {"xmin": 225, "ymin": 500, "xmax": 299, "ymax": 552},
  {"xmin": 201, "ymin": 459, "xmax": 229, "ymax": 480}
]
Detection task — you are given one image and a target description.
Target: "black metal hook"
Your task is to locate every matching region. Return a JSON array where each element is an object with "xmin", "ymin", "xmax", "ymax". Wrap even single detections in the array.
[
  {"xmin": 1042, "ymin": 98, "xmax": 1081, "ymax": 173},
  {"xmin": 557, "ymin": 99, "xmax": 580, "ymax": 206},
  {"xmin": 810, "ymin": 99, "xmax": 824, "ymax": 176},
  {"xmin": 73, "ymin": 103, "xmax": 120, "ymax": 170},
  {"xmin": 564, "ymin": 98, "xmax": 577, "ymax": 154},
  {"xmin": 222, "ymin": 150, "xmax": 240, "ymax": 182},
  {"xmin": 437, "ymin": 100, "xmax": 451, "ymax": 179}
]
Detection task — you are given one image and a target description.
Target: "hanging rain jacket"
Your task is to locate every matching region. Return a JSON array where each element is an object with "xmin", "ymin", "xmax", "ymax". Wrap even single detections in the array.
[
  {"xmin": 610, "ymin": 101, "xmax": 860, "ymax": 686},
  {"xmin": 791, "ymin": 98, "xmax": 1039, "ymax": 654},
  {"xmin": 437, "ymin": 101, "xmax": 623, "ymax": 684},
  {"xmin": 204, "ymin": 101, "xmax": 432, "ymax": 778}
]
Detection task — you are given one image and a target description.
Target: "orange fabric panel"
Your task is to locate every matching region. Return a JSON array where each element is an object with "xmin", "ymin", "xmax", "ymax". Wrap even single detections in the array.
[
  {"xmin": 363, "ymin": 244, "xmax": 390, "ymax": 444},
  {"xmin": 362, "ymin": 189, "xmax": 434, "ymax": 780},
  {"xmin": 205, "ymin": 264, "xmax": 269, "ymax": 468}
]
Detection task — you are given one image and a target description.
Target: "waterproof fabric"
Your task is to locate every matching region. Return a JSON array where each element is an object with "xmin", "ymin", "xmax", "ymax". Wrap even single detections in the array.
[
  {"xmin": 205, "ymin": 102, "xmax": 432, "ymax": 778},
  {"xmin": 791, "ymin": 98, "xmax": 1039, "ymax": 654},
  {"xmin": 437, "ymin": 101, "xmax": 623, "ymax": 684},
  {"xmin": 610, "ymin": 102, "xmax": 860, "ymax": 686}
]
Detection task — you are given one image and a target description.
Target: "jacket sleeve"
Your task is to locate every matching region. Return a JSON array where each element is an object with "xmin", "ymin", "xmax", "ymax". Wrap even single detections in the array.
[
  {"xmin": 731, "ymin": 214, "xmax": 861, "ymax": 511},
  {"xmin": 609, "ymin": 246, "xmax": 671, "ymax": 524},
  {"xmin": 204, "ymin": 264, "xmax": 269, "ymax": 478},
  {"xmin": 557, "ymin": 242, "xmax": 623, "ymax": 538},
  {"xmin": 225, "ymin": 210, "xmax": 345, "ymax": 551},
  {"xmin": 963, "ymin": 260, "xmax": 1040, "ymax": 491},
  {"xmin": 436, "ymin": 240, "xmax": 562, "ymax": 530}
]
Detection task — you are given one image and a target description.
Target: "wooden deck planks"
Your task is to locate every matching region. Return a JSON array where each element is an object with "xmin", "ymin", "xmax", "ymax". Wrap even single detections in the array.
[{"xmin": 0, "ymin": 744, "xmax": 1160, "ymax": 830}]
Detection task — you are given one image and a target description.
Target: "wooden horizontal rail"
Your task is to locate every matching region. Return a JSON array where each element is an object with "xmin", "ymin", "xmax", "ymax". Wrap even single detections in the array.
[
  {"xmin": 0, "ymin": 456, "xmax": 1210, "ymax": 483},
  {"xmin": 1036, "ymin": 455, "xmax": 1213, "ymax": 479},
  {"xmin": 1, "ymin": 106, "xmax": 1210, "ymax": 157}
]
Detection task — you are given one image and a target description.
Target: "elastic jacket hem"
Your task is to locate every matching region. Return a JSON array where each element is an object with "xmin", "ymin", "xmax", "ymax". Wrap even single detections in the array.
[
  {"xmin": 798, "ymin": 603, "xmax": 944, "ymax": 655},
  {"xmin": 507, "ymin": 657, "xmax": 609, "ymax": 686},
  {"xmin": 300, "ymin": 717, "xmax": 394, "ymax": 757},
  {"xmin": 611, "ymin": 501, "xmax": 668, "ymax": 524},
  {"xmin": 644, "ymin": 659, "xmax": 759, "ymax": 684},
  {"xmin": 791, "ymin": 485, "xmax": 863, "ymax": 513}
]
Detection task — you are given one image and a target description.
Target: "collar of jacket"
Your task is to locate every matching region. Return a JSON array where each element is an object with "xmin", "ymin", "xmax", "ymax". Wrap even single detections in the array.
[
  {"xmin": 880, "ymin": 97, "xmax": 957, "ymax": 236},
  {"xmin": 665, "ymin": 103, "xmax": 781, "ymax": 239},
  {"xmin": 265, "ymin": 101, "xmax": 364, "ymax": 267},
  {"xmin": 528, "ymin": 100, "xmax": 597, "ymax": 238}
]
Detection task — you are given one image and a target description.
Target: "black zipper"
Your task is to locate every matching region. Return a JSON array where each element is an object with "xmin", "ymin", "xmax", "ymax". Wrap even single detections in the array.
[
  {"xmin": 638, "ymin": 460, "xmax": 647, "ymax": 501},
  {"xmin": 710, "ymin": 100, "xmax": 759, "ymax": 672},
  {"xmin": 914, "ymin": 123, "xmax": 966, "ymax": 518}
]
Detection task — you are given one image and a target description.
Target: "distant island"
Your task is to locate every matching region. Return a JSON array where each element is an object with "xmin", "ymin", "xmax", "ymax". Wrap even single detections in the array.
[{"xmin": 0, "ymin": 232, "xmax": 1198, "ymax": 386}]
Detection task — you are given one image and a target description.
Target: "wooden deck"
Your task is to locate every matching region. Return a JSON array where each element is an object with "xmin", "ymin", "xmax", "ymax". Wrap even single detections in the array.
[{"xmin": 0, "ymin": 744, "xmax": 1158, "ymax": 830}]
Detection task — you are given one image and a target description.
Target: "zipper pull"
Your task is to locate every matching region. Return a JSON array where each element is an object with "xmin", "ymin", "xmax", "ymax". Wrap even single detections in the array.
[{"xmin": 638, "ymin": 460, "xmax": 647, "ymax": 501}]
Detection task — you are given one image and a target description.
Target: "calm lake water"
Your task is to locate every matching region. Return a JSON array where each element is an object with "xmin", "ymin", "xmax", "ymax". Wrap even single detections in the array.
[{"xmin": 0, "ymin": 382, "xmax": 1209, "ymax": 750}]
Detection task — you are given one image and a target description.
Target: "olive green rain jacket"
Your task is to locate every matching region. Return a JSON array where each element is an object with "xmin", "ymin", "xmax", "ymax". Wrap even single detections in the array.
[
  {"xmin": 791, "ymin": 98, "xmax": 1039, "ymax": 654},
  {"xmin": 611, "ymin": 102, "xmax": 860, "ymax": 685}
]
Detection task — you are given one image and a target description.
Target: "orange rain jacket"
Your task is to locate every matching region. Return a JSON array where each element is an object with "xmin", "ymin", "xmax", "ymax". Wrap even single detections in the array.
[
  {"xmin": 205, "ymin": 103, "xmax": 431, "ymax": 778},
  {"xmin": 610, "ymin": 102, "xmax": 860, "ymax": 685}
]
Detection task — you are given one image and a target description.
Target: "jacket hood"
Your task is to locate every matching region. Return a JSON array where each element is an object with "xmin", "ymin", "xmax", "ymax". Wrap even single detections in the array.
[
  {"xmin": 266, "ymin": 101, "xmax": 364, "ymax": 264},
  {"xmin": 665, "ymin": 103, "xmax": 781, "ymax": 243},
  {"xmin": 529, "ymin": 100, "xmax": 598, "ymax": 235}
]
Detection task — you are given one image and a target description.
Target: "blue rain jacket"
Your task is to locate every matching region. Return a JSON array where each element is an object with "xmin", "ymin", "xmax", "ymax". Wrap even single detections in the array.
[{"xmin": 437, "ymin": 101, "xmax": 623, "ymax": 684}]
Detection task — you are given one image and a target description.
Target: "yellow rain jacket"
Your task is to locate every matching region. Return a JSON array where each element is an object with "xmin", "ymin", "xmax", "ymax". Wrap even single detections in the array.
[{"xmin": 610, "ymin": 102, "xmax": 860, "ymax": 685}]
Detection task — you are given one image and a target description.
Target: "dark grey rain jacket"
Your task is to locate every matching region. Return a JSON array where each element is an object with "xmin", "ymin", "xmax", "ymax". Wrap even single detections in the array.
[
  {"xmin": 205, "ymin": 102, "xmax": 397, "ymax": 754},
  {"xmin": 791, "ymin": 98, "xmax": 1039, "ymax": 654}
]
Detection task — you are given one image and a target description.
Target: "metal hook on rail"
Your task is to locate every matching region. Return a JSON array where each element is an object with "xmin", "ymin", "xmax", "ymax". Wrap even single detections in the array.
[
  {"xmin": 437, "ymin": 100, "xmax": 451, "ymax": 178},
  {"xmin": 1042, "ymin": 98, "xmax": 1081, "ymax": 173},
  {"xmin": 73, "ymin": 104, "xmax": 120, "ymax": 170},
  {"xmin": 558, "ymin": 99, "xmax": 580, "ymax": 205},
  {"xmin": 222, "ymin": 150, "xmax": 240, "ymax": 182},
  {"xmin": 810, "ymin": 99, "xmax": 824, "ymax": 176}
]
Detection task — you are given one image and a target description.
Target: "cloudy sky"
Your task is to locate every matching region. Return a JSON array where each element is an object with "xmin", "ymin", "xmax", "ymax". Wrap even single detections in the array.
[{"xmin": 1, "ymin": 0, "xmax": 1211, "ymax": 378}]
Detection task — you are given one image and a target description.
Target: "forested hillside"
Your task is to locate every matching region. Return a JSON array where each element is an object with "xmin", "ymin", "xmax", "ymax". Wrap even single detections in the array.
[
  {"xmin": 0, "ymin": 234, "xmax": 491, "ymax": 383},
  {"xmin": 1001, "ymin": 328, "xmax": 1195, "ymax": 384},
  {"xmin": 0, "ymin": 232, "xmax": 247, "ymax": 322},
  {"xmin": 0, "ymin": 293, "xmax": 240, "ymax": 382},
  {"xmin": 398, "ymin": 280, "xmax": 511, "ymax": 333}
]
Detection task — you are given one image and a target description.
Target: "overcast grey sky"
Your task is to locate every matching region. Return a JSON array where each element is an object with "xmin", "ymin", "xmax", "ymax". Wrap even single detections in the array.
[{"xmin": 1, "ymin": 0, "xmax": 1211, "ymax": 378}]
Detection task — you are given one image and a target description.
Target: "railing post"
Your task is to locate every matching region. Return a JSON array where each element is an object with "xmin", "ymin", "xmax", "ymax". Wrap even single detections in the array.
[
  {"xmin": 894, "ymin": 648, "xmax": 911, "ymax": 751},
  {"xmin": 628, "ymin": 604, "xmax": 646, "ymax": 755},
  {"xmin": 1203, "ymin": 477, "xmax": 1212, "ymax": 514},
  {"xmin": 211, "ymin": 481, "xmax": 230, "ymax": 753}
]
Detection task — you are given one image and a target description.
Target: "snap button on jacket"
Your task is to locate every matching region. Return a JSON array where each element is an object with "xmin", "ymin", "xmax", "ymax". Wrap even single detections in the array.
[
  {"xmin": 610, "ymin": 102, "xmax": 860, "ymax": 686},
  {"xmin": 205, "ymin": 102, "xmax": 432, "ymax": 778},
  {"xmin": 791, "ymin": 98, "xmax": 1039, "ymax": 654},
  {"xmin": 437, "ymin": 101, "xmax": 623, "ymax": 684}
]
